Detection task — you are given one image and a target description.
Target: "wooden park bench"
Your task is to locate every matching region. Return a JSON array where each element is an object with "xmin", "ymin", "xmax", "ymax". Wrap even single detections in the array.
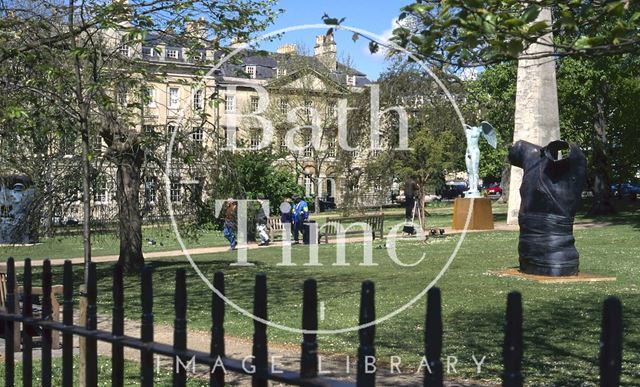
[
  {"xmin": 267, "ymin": 217, "xmax": 286, "ymax": 241},
  {"xmin": 319, "ymin": 213, "xmax": 385, "ymax": 244},
  {"xmin": 0, "ymin": 264, "xmax": 63, "ymax": 351}
]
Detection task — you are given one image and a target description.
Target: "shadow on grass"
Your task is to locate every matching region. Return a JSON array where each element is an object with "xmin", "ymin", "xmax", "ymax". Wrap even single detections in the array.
[{"xmin": 442, "ymin": 292, "xmax": 640, "ymax": 386}]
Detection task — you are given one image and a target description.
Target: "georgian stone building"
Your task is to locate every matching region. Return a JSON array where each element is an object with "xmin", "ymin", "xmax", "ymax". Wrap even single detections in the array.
[{"xmin": 78, "ymin": 31, "xmax": 375, "ymax": 221}]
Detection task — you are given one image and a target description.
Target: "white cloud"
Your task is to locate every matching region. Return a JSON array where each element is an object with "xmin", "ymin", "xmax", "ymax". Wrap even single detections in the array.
[
  {"xmin": 362, "ymin": 17, "xmax": 400, "ymax": 59},
  {"xmin": 362, "ymin": 15, "xmax": 417, "ymax": 61}
]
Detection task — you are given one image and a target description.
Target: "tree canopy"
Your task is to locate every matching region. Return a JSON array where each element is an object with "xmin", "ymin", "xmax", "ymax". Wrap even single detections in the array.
[{"xmin": 389, "ymin": 0, "xmax": 640, "ymax": 67}]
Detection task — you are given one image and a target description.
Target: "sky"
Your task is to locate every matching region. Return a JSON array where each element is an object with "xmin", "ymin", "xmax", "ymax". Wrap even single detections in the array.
[{"xmin": 256, "ymin": 0, "xmax": 411, "ymax": 81}]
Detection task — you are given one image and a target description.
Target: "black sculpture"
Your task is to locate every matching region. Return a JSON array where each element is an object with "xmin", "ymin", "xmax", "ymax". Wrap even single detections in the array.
[{"xmin": 508, "ymin": 140, "xmax": 587, "ymax": 276}]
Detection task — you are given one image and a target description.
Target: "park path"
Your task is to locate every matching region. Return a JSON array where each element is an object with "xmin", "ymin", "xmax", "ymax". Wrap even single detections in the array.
[
  {"xmin": 89, "ymin": 314, "xmax": 491, "ymax": 386},
  {"xmin": 7, "ymin": 218, "xmax": 609, "ymax": 268},
  {"xmin": 0, "ymin": 313, "xmax": 492, "ymax": 386}
]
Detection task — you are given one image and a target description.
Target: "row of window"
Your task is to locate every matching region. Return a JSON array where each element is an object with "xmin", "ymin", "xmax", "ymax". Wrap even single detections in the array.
[
  {"xmin": 93, "ymin": 179, "xmax": 186, "ymax": 204},
  {"xmin": 243, "ymin": 66, "xmax": 288, "ymax": 79},
  {"xmin": 243, "ymin": 65, "xmax": 357, "ymax": 86},
  {"xmin": 225, "ymin": 95, "xmax": 338, "ymax": 118},
  {"xmin": 139, "ymin": 87, "xmax": 204, "ymax": 110},
  {"xmin": 121, "ymin": 45, "xmax": 358, "ymax": 86},
  {"xmin": 135, "ymin": 86, "xmax": 340, "ymax": 119},
  {"xmin": 121, "ymin": 44, "xmax": 207, "ymax": 62}
]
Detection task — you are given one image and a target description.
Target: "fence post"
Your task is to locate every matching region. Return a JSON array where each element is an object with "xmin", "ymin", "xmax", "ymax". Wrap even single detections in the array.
[
  {"xmin": 85, "ymin": 262, "xmax": 98, "ymax": 386},
  {"xmin": 210, "ymin": 271, "xmax": 225, "ymax": 387},
  {"xmin": 4, "ymin": 258, "xmax": 16, "ymax": 387},
  {"xmin": 300, "ymin": 278, "xmax": 318, "ymax": 380},
  {"xmin": 599, "ymin": 297, "xmax": 622, "ymax": 387},
  {"xmin": 357, "ymin": 280, "xmax": 375, "ymax": 387},
  {"xmin": 424, "ymin": 287, "xmax": 443, "ymax": 387},
  {"xmin": 252, "ymin": 273, "xmax": 268, "ymax": 387},
  {"xmin": 173, "ymin": 269, "xmax": 188, "ymax": 387},
  {"xmin": 62, "ymin": 260, "xmax": 74, "ymax": 387},
  {"xmin": 112, "ymin": 265, "xmax": 125, "ymax": 387},
  {"xmin": 78, "ymin": 284, "xmax": 87, "ymax": 387},
  {"xmin": 22, "ymin": 258, "xmax": 33, "ymax": 387},
  {"xmin": 41, "ymin": 259, "xmax": 53, "ymax": 387},
  {"xmin": 140, "ymin": 265, "xmax": 155, "ymax": 387},
  {"xmin": 502, "ymin": 292, "xmax": 523, "ymax": 387}
]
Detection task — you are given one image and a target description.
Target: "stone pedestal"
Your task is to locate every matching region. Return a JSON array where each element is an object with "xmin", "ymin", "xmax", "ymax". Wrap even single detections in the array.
[{"xmin": 452, "ymin": 198, "xmax": 494, "ymax": 230}]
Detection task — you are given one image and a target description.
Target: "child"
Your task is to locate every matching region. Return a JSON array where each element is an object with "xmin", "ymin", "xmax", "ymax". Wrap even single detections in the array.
[
  {"xmin": 222, "ymin": 198, "xmax": 237, "ymax": 250},
  {"xmin": 256, "ymin": 194, "xmax": 270, "ymax": 246}
]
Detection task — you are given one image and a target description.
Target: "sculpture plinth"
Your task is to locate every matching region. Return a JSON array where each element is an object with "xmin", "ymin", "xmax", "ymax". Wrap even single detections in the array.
[{"xmin": 451, "ymin": 198, "xmax": 494, "ymax": 231}]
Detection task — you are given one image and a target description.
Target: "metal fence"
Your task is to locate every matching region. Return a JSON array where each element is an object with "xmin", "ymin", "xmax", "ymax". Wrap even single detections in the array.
[{"xmin": 0, "ymin": 257, "xmax": 624, "ymax": 386}]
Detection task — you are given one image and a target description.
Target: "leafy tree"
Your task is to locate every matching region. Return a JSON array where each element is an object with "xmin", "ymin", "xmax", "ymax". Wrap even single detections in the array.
[
  {"xmin": 556, "ymin": 55, "xmax": 640, "ymax": 214},
  {"xmin": 0, "ymin": 0, "xmax": 279, "ymax": 272},
  {"xmin": 470, "ymin": 56, "xmax": 640, "ymax": 212},
  {"xmin": 388, "ymin": 1, "xmax": 640, "ymax": 67},
  {"xmin": 210, "ymin": 148, "xmax": 303, "ymax": 209},
  {"xmin": 263, "ymin": 50, "xmax": 362, "ymax": 213},
  {"xmin": 362, "ymin": 60, "xmax": 468, "ymax": 225}
]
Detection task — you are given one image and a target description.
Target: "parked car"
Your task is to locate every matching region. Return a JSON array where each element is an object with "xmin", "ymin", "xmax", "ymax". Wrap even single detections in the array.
[
  {"xmin": 439, "ymin": 183, "xmax": 467, "ymax": 200},
  {"xmin": 487, "ymin": 183, "xmax": 502, "ymax": 196},
  {"xmin": 611, "ymin": 183, "xmax": 640, "ymax": 197},
  {"xmin": 394, "ymin": 191, "xmax": 441, "ymax": 205},
  {"xmin": 424, "ymin": 193, "xmax": 442, "ymax": 203}
]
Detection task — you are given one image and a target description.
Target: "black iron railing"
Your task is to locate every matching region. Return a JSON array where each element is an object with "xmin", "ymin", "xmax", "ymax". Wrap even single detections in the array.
[{"xmin": 0, "ymin": 257, "xmax": 624, "ymax": 386}]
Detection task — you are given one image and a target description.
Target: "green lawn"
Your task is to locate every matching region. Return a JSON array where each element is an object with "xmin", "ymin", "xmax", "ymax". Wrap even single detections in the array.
[
  {"xmin": 0, "ymin": 201, "xmax": 458, "ymax": 262},
  {"xmin": 6, "ymin": 201, "xmax": 640, "ymax": 385},
  {"xmin": 0, "ymin": 226, "xmax": 229, "ymax": 261},
  {"xmin": 20, "ymin": 209, "xmax": 639, "ymax": 386}
]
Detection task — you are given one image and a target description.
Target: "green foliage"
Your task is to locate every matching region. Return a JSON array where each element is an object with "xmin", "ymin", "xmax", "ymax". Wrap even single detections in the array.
[
  {"xmin": 469, "ymin": 55, "xmax": 640, "ymax": 186},
  {"xmin": 557, "ymin": 54, "xmax": 640, "ymax": 184},
  {"xmin": 386, "ymin": 1, "xmax": 640, "ymax": 66},
  {"xmin": 365, "ymin": 61, "xmax": 467, "ymax": 193},
  {"xmin": 207, "ymin": 148, "xmax": 303, "ymax": 212}
]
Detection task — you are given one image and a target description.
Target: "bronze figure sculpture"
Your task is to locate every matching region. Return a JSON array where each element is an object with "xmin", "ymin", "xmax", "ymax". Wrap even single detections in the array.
[
  {"xmin": 464, "ymin": 122, "xmax": 497, "ymax": 197},
  {"xmin": 508, "ymin": 140, "xmax": 587, "ymax": 276}
]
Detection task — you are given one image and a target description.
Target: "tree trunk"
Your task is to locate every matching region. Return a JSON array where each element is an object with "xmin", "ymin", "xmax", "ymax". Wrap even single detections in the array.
[
  {"xmin": 587, "ymin": 90, "xmax": 616, "ymax": 216},
  {"xmin": 115, "ymin": 150, "xmax": 145, "ymax": 272},
  {"xmin": 314, "ymin": 176, "xmax": 321, "ymax": 214},
  {"xmin": 498, "ymin": 164, "xmax": 510, "ymax": 204}
]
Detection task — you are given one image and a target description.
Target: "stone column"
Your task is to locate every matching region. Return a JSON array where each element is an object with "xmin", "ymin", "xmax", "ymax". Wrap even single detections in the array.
[{"xmin": 507, "ymin": 7, "xmax": 560, "ymax": 225}]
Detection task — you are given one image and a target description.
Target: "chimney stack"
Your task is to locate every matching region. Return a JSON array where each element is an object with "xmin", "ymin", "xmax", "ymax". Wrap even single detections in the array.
[
  {"xmin": 277, "ymin": 43, "xmax": 298, "ymax": 54},
  {"xmin": 314, "ymin": 34, "xmax": 336, "ymax": 71}
]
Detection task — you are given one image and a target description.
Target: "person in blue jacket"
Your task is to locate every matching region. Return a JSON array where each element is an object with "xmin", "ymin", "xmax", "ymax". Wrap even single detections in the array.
[{"xmin": 291, "ymin": 194, "xmax": 309, "ymax": 244}]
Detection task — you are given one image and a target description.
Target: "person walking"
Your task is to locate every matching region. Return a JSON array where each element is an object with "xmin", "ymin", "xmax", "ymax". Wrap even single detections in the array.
[
  {"xmin": 404, "ymin": 177, "xmax": 419, "ymax": 221},
  {"xmin": 256, "ymin": 194, "xmax": 270, "ymax": 246},
  {"xmin": 292, "ymin": 194, "xmax": 309, "ymax": 244},
  {"xmin": 222, "ymin": 198, "xmax": 237, "ymax": 250}
]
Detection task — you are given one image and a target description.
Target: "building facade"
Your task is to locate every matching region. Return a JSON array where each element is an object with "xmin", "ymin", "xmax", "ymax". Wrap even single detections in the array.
[{"xmin": 66, "ymin": 30, "xmax": 377, "ymax": 222}]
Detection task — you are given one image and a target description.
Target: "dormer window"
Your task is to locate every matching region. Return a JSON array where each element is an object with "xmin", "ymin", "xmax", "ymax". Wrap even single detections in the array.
[
  {"xmin": 118, "ymin": 44, "xmax": 130, "ymax": 57},
  {"xmin": 245, "ymin": 65, "xmax": 257, "ymax": 79},
  {"xmin": 167, "ymin": 49, "xmax": 179, "ymax": 59},
  {"xmin": 346, "ymin": 75, "xmax": 356, "ymax": 86},
  {"xmin": 142, "ymin": 47, "xmax": 154, "ymax": 57},
  {"xmin": 276, "ymin": 67, "xmax": 287, "ymax": 77}
]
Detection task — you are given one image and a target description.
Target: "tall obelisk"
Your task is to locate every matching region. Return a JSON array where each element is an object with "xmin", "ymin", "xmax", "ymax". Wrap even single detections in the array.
[{"xmin": 506, "ymin": 7, "xmax": 560, "ymax": 225}]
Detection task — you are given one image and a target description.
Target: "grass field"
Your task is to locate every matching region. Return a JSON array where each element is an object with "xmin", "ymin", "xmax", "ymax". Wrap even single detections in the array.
[
  {"xmin": 5, "ymin": 200, "xmax": 640, "ymax": 385},
  {"xmin": 0, "ymin": 202, "xmax": 457, "ymax": 261}
]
